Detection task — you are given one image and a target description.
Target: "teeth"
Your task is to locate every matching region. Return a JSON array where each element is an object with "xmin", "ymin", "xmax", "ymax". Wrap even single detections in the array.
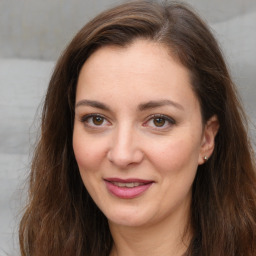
[{"xmin": 112, "ymin": 182, "xmax": 142, "ymax": 188}]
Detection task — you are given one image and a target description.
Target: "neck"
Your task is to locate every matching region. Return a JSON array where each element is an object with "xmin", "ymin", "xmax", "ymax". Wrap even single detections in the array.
[{"xmin": 109, "ymin": 209, "xmax": 191, "ymax": 256}]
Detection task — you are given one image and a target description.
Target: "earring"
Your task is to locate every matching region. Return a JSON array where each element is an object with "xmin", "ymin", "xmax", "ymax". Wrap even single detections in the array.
[{"xmin": 203, "ymin": 156, "xmax": 208, "ymax": 161}]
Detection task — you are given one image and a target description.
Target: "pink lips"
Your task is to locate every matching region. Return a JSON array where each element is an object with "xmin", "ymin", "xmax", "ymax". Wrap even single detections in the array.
[{"xmin": 104, "ymin": 178, "xmax": 154, "ymax": 199}]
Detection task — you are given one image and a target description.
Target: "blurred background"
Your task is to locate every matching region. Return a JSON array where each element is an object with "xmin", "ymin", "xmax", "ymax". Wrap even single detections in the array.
[{"xmin": 0, "ymin": 0, "xmax": 255, "ymax": 255}]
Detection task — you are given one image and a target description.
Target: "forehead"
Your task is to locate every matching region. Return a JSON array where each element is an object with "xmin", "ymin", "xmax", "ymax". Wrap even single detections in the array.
[
  {"xmin": 76, "ymin": 39, "xmax": 199, "ymax": 112},
  {"xmin": 78, "ymin": 40, "xmax": 189, "ymax": 87}
]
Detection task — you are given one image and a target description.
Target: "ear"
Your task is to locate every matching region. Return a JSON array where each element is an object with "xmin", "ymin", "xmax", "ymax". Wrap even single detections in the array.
[{"xmin": 198, "ymin": 115, "xmax": 219, "ymax": 165}]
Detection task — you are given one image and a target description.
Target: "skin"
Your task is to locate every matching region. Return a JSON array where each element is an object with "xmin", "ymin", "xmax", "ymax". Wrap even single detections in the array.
[{"xmin": 73, "ymin": 39, "xmax": 219, "ymax": 256}]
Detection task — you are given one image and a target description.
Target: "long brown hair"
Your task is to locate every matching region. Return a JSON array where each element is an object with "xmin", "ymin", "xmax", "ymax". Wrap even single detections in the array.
[{"xmin": 19, "ymin": 1, "xmax": 256, "ymax": 255}]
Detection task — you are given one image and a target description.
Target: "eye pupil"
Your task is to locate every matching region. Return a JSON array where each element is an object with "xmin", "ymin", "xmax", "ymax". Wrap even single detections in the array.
[
  {"xmin": 93, "ymin": 116, "xmax": 104, "ymax": 125},
  {"xmin": 153, "ymin": 118, "xmax": 165, "ymax": 127}
]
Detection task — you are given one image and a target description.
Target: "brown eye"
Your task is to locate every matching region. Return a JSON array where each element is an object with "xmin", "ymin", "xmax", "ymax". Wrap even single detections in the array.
[
  {"xmin": 81, "ymin": 114, "xmax": 111, "ymax": 129},
  {"xmin": 93, "ymin": 116, "xmax": 104, "ymax": 125},
  {"xmin": 153, "ymin": 118, "xmax": 166, "ymax": 127}
]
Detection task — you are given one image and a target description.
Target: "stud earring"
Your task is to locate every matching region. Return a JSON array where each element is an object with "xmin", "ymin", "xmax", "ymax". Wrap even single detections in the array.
[{"xmin": 203, "ymin": 156, "xmax": 208, "ymax": 161}]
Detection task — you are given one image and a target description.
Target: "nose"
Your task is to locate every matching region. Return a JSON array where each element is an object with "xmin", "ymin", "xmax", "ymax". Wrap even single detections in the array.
[{"xmin": 107, "ymin": 125, "xmax": 144, "ymax": 168}]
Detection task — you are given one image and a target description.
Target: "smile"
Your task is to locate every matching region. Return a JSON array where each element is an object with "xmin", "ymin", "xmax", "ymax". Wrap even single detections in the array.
[
  {"xmin": 111, "ymin": 182, "xmax": 145, "ymax": 188},
  {"xmin": 104, "ymin": 178, "xmax": 154, "ymax": 199}
]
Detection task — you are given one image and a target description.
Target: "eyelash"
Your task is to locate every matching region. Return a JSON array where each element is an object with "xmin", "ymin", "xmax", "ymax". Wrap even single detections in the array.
[
  {"xmin": 80, "ymin": 113, "xmax": 176, "ymax": 130},
  {"xmin": 80, "ymin": 114, "xmax": 111, "ymax": 128},
  {"xmin": 143, "ymin": 114, "xmax": 176, "ymax": 130}
]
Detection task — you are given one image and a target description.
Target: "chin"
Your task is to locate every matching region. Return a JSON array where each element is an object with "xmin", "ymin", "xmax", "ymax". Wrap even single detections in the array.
[
  {"xmin": 108, "ymin": 215, "xmax": 149, "ymax": 227},
  {"xmin": 104, "ymin": 205, "xmax": 155, "ymax": 228}
]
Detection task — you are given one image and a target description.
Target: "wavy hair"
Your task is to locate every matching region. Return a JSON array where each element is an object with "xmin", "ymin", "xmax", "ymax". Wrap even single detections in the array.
[{"xmin": 19, "ymin": 1, "xmax": 256, "ymax": 255}]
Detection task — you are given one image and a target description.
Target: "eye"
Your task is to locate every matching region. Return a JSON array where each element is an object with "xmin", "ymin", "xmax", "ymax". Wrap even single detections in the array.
[
  {"xmin": 152, "ymin": 117, "xmax": 166, "ymax": 127},
  {"xmin": 80, "ymin": 114, "xmax": 111, "ymax": 128},
  {"xmin": 91, "ymin": 116, "xmax": 104, "ymax": 125},
  {"xmin": 144, "ymin": 114, "xmax": 175, "ymax": 129}
]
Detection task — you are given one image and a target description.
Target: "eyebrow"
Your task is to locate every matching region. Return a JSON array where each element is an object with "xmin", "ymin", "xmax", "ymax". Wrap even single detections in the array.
[
  {"xmin": 75, "ymin": 99, "xmax": 110, "ymax": 111},
  {"xmin": 138, "ymin": 99, "xmax": 184, "ymax": 111},
  {"xmin": 75, "ymin": 99, "xmax": 184, "ymax": 111}
]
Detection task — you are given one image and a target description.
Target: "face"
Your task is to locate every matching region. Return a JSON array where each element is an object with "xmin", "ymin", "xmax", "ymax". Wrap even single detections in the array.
[{"xmin": 73, "ymin": 40, "xmax": 216, "ymax": 228}]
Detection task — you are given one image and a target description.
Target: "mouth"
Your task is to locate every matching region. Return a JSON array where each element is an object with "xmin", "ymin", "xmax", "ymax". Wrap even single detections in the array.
[
  {"xmin": 110, "ymin": 181, "xmax": 147, "ymax": 188},
  {"xmin": 104, "ymin": 178, "xmax": 154, "ymax": 199}
]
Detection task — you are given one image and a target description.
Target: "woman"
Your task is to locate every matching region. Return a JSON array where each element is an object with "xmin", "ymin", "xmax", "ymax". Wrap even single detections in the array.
[{"xmin": 19, "ymin": 1, "xmax": 256, "ymax": 255}]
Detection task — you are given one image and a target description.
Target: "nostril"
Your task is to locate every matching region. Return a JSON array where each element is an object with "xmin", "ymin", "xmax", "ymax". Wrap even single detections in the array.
[{"xmin": 107, "ymin": 147, "xmax": 144, "ymax": 168}]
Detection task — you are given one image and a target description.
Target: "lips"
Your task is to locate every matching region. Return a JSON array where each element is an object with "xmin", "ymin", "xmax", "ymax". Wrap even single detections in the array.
[
  {"xmin": 110, "ymin": 181, "xmax": 145, "ymax": 188},
  {"xmin": 104, "ymin": 178, "xmax": 154, "ymax": 199}
]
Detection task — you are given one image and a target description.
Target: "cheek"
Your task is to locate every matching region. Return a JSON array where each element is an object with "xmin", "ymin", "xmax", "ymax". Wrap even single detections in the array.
[
  {"xmin": 74, "ymin": 142, "xmax": 97, "ymax": 169},
  {"xmin": 72, "ymin": 128, "xmax": 106, "ymax": 197},
  {"xmin": 72, "ymin": 127, "xmax": 106, "ymax": 171},
  {"xmin": 146, "ymin": 135, "xmax": 200, "ymax": 176}
]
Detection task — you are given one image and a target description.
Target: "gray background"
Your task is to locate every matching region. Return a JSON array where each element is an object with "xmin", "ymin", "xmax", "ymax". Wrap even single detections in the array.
[{"xmin": 0, "ymin": 0, "xmax": 256, "ymax": 255}]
